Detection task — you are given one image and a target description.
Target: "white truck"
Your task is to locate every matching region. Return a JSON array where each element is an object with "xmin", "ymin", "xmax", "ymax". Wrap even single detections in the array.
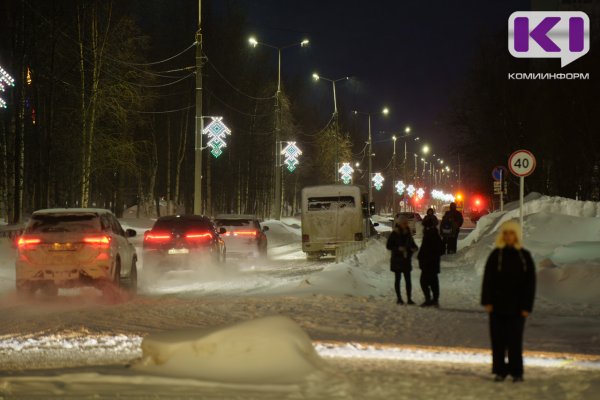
[{"xmin": 301, "ymin": 185, "xmax": 369, "ymax": 260}]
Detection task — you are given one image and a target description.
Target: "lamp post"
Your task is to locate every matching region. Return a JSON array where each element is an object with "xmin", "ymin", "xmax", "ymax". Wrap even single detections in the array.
[
  {"xmin": 250, "ymin": 37, "xmax": 309, "ymax": 220},
  {"xmin": 313, "ymin": 73, "xmax": 349, "ymax": 182},
  {"xmin": 353, "ymin": 107, "xmax": 389, "ymax": 212},
  {"xmin": 392, "ymin": 135, "xmax": 397, "ymax": 214}
]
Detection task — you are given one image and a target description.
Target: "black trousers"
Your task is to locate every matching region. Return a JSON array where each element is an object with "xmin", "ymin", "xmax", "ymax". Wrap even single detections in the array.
[
  {"xmin": 444, "ymin": 236, "xmax": 458, "ymax": 254},
  {"xmin": 394, "ymin": 271, "xmax": 412, "ymax": 300},
  {"xmin": 489, "ymin": 313, "xmax": 525, "ymax": 377},
  {"xmin": 420, "ymin": 272, "xmax": 439, "ymax": 302}
]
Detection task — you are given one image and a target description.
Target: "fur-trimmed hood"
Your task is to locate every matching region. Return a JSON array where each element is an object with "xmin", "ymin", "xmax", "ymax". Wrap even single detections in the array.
[{"xmin": 495, "ymin": 220, "xmax": 523, "ymax": 250}]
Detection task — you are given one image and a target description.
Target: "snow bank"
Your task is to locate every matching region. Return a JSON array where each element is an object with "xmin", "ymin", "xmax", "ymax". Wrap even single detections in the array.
[
  {"xmin": 132, "ymin": 316, "xmax": 326, "ymax": 384},
  {"xmin": 297, "ymin": 240, "xmax": 390, "ymax": 297},
  {"xmin": 458, "ymin": 194, "xmax": 600, "ymax": 306},
  {"xmin": 262, "ymin": 218, "xmax": 301, "ymax": 247}
]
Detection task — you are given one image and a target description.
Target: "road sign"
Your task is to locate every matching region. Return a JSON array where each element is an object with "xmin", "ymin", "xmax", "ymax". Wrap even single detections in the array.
[
  {"xmin": 508, "ymin": 150, "xmax": 536, "ymax": 177},
  {"xmin": 492, "ymin": 166, "xmax": 508, "ymax": 181},
  {"xmin": 508, "ymin": 149, "xmax": 536, "ymax": 236}
]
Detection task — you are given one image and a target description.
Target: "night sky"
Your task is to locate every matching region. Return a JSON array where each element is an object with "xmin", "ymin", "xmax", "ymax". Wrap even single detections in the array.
[{"xmin": 132, "ymin": 0, "xmax": 531, "ymax": 169}]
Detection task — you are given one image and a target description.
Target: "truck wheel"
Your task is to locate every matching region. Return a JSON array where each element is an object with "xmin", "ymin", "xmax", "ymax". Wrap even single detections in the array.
[{"xmin": 307, "ymin": 252, "xmax": 320, "ymax": 261}]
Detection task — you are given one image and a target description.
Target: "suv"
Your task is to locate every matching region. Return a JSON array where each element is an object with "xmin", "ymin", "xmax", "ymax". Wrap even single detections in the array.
[
  {"xmin": 214, "ymin": 215, "xmax": 268, "ymax": 258},
  {"xmin": 143, "ymin": 215, "xmax": 226, "ymax": 272},
  {"xmin": 15, "ymin": 208, "xmax": 138, "ymax": 297}
]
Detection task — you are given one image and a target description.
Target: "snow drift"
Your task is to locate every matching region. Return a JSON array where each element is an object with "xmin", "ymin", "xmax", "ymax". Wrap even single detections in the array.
[
  {"xmin": 459, "ymin": 194, "xmax": 600, "ymax": 305},
  {"xmin": 132, "ymin": 316, "xmax": 326, "ymax": 384}
]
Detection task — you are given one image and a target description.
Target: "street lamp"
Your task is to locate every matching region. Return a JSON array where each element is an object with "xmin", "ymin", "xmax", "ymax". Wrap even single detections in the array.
[
  {"xmin": 353, "ymin": 107, "xmax": 389, "ymax": 212},
  {"xmin": 250, "ymin": 36, "xmax": 309, "ymax": 220},
  {"xmin": 313, "ymin": 73, "xmax": 350, "ymax": 181},
  {"xmin": 422, "ymin": 144, "xmax": 430, "ymax": 155}
]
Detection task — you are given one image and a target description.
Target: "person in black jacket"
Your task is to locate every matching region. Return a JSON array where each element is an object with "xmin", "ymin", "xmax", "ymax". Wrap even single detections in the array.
[
  {"xmin": 418, "ymin": 220, "xmax": 443, "ymax": 307},
  {"xmin": 386, "ymin": 216, "xmax": 418, "ymax": 305},
  {"xmin": 481, "ymin": 220, "xmax": 536, "ymax": 383},
  {"xmin": 422, "ymin": 208, "xmax": 439, "ymax": 234},
  {"xmin": 441, "ymin": 203, "xmax": 464, "ymax": 254}
]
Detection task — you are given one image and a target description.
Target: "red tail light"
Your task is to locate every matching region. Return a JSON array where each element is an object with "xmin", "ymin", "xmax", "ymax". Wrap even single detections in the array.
[
  {"xmin": 17, "ymin": 237, "xmax": 41, "ymax": 249},
  {"xmin": 83, "ymin": 235, "xmax": 111, "ymax": 247},
  {"xmin": 302, "ymin": 234, "xmax": 309, "ymax": 243},
  {"xmin": 144, "ymin": 232, "xmax": 172, "ymax": 243},
  {"xmin": 186, "ymin": 232, "xmax": 213, "ymax": 241},
  {"xmin": 233, "ymin": 230, "xmax": 257, "ymax": 237}
]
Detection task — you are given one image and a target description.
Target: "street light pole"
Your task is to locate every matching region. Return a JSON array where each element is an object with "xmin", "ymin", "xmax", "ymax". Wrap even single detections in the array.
[
  {"xmin": 193, "ymin": 0, "xmax": 204, "ymax": 215},
  {"xmin": 392, "ymin": 136, "xmax": 397, "ymax": 214},
  {"xmin": 250, "ymin": 37, "xmax": 309, "ymax": 219},
  {"xmin": 313, "ymin": 74, "xmax": 349, "ymax": 183}
]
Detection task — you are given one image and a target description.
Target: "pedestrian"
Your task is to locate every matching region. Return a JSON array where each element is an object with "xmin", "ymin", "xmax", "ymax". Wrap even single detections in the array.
[
  {"xmin": 422, "ymin": 207, "xmax": 439, "ymax": 233},
  {"xmin": 386, "ymin": 215, "xmax": 418, "ymax": 305},
  {"xmin": 441, "ymin": 202, "xmax": 464, "ymax": 254},
  {"xmin": 481, "ymin": 220, "xmax": 536, "ymax": 383},
  {"xmin": 417, "ymin": 218, "xmax": 443, "ymax": 307}
]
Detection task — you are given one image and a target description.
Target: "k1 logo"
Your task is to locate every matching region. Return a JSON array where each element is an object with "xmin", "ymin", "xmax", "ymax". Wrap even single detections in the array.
[{"xmin": 508, "ymin": 12, "xmax": 590, "ymax": 67}]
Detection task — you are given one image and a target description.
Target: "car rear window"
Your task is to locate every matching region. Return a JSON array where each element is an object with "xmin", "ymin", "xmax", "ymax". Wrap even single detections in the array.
[
  {"xmin": 215, "ymin": 219, "xmax": 253, "ymax": 227},
  {"xmin": 307, "ymin": 196, "xmax": 355, "ymax": 211},
  {"xmin": 27, "ymin": 214, "xmax": 101, "ymax": 233},
  {"xmin": 152, "ymin": 218, "xmax": 211, "ymax": 232}
]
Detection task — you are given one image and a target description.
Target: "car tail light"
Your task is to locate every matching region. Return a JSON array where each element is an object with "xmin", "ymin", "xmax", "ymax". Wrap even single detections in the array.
[
  {"xmin": 17, "ymin": 236, "xmax": 42, "ymax": 249},
  {"xmin": 185, "ymin": 232, "xmax": 213, "ymax": 241},
  {"xmin": 302, "ymin": 234, "xmax": 309, "ymax": 243},
  {"xmin": 354, "ymin": 233, "xmax": 363, "ymax": 241},
  {"xmin": 144, "ymin": 232, "xmax": 172, "ymax": 243},
  {"xmin": 83, "ymin": 235, "xmax": 111, "ymax": 248},
  {"xmin": 234, "ymin": 230, "xmax": 257, "ymax": 237}
]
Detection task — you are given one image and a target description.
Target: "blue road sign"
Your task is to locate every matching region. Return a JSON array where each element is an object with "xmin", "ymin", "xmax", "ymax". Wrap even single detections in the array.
[{"xmin": 492, "ymin": 166, "xmax": 508, "ymax": 181}]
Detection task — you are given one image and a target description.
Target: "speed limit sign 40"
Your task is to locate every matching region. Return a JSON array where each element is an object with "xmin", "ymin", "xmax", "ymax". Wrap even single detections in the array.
[{"xmin": 508, "ymin": 150, "xmax": 536, "ymax": 177}]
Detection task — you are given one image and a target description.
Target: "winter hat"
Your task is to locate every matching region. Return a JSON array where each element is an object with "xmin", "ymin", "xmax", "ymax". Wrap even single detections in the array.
[{"xmin": 495, "ymin": 220, "xmax": 523, "ymax": 250}]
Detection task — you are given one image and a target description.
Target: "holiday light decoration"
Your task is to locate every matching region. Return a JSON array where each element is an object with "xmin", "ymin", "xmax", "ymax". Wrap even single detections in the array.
[
  {"xmin": 406, "ymin": 184, "xmax": 416, "ymax": 198},
  {"xmin": 202, "ymin": 117, "xmax": 231, "ymax": 158},
  {"xmin": 281, "ymin": 142, "xmax": 302, "ymax": 172},
  {"xmin": 431, "ymin": 189, "xmax": 455, "ymax": 203},
  {"xmin": 0, "ymin": 66, "xmax": 15, "ymax": 109},
  {"xmin": 395, "ymin": 181, "xmax": 406, "ymax": 195},
  {"xmin": 416, "ymin": 187, "xmax": 425, "ymax": 200},
  {"xmin": 372, "ymin": 173, "xmax": 384, "ymax": 191},
  {"xmin": 338, "ymin": 162, "xmax": 354, "ymax": 184}
]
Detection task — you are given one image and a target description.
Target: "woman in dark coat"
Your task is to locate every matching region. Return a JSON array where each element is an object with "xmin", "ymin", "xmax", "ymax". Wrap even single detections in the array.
[
  {"xmin": 481, "ymin": 220, "xmax": 536, "ymax": 383},
  {"xmin": 418, "ymin": 219, "xmax": 443, "ymax": 307},
  {"xmin": 386, "ymin": 216, "xmax": 418, "ymax": 305}
]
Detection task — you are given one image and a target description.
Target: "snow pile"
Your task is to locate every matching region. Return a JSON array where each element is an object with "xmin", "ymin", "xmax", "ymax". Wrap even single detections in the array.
[
  {"xmin": 459, "ymin": 194, "xmax": 600, "ymax": 306},
  {"xmin": 263, "ymin": 218, "xmax": 301, "ymax": 247},
  {"xmin": 298, "ymin": 239, "xmax": 390, "ymax": 296},
  {"xmin": 132, "ymin": 316, "xmax": 326, "ymax": 384}
]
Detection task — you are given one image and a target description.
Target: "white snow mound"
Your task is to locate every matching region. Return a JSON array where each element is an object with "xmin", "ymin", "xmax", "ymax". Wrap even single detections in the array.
[
  {"xmin": 458, "ymin": 194, "xmax": 600, "ymax": 305},
  {"xmin": 132, "ymin": 316, "xmax": 325, "ymax": 384}
]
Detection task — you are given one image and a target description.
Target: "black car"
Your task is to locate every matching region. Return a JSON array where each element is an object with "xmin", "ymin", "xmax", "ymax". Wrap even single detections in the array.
[{"xmin": 143, "ymin": 215, "xmax": 226, "ymax": 272}]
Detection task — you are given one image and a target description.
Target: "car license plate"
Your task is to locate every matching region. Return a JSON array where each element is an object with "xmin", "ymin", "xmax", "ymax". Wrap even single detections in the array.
[
  {"xmin": 51, "ymin": 243, "xmax": 74, "ymax": 251},
  {"xmin": 168, "ymin": 248, "xmax": 189, "ymax": 255}
]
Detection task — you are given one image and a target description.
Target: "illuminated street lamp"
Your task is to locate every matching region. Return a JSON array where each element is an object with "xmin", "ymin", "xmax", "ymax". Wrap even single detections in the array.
[{"xmin": 249, "ymin": 36, "xmax": 309, "ymax": 219}]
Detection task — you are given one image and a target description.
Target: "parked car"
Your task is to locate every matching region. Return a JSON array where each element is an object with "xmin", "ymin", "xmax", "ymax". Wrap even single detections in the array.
[
  {"xmin": 391, "ymin": 212, "xmax": 423, "ymax": 235},
  {"xmin": 15, "ymin": 208, "xmax": 138, "ymax": 297},
  {"xmin": 214, "ymin": 215, "xmax": 268, "ymax": 258},
  {"xmin": 143, "ymin": 215, "xmax": 226, "ymax": 272}
]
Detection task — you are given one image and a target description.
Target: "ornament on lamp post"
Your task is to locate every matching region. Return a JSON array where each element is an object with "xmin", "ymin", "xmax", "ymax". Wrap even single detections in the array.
[
  {"xmin": 281, "ymin": 142, "xmax": 302, "ymax": 172},
  {"xmin": 338, "ymin": 162, "xmax": 354, "ymax": 185},
  {"xmin": 202, "ymin": 117, "xmax": 231, "ymax": 158}
]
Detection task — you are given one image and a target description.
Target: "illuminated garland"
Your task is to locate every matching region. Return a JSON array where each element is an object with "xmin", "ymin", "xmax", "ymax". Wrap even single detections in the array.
[{"xmin": 202, "ymin": 117, "xmax": 231, "ymax": 158}]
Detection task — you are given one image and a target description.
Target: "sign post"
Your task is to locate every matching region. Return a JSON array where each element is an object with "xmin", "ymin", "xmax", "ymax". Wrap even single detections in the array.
[
  {"xmin": 492, "ymin": 166, "xmax": 508, "ymax": 211},
  {"xmin": 508, "ymin": 150, "xmax": 536, "ymax": 230}
]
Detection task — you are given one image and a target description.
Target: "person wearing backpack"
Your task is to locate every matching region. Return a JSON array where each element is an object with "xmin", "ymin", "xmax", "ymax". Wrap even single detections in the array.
[
  {"xmin": 441, "ymin": 202, "xmax": 463, "ymax": 254},
  {"xmin": 481, "ymin": 220, "xmax": 536, "ymax": 383},
  {"xmin": 386, "ymin": 215, "xmax": 418, "ymax": 305}
]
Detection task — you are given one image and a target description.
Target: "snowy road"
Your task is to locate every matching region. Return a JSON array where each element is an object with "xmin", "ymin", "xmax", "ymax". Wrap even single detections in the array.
[{"xmin": 1, "ymin": 212, "xmax": 599, "ymax": 398}]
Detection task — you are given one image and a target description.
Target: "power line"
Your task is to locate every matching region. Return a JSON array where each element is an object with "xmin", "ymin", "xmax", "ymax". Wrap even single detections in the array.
[
  {"xmin": 137, "ymin": 105, "xmax": 194, "ymax": 114},
  {"xmin": 204, "ymin": 55, "xmax": 275, "ymax": 101},
  {"xmin": 205, "ymin": 88, "xmax": 275, "ymax": 118},
  {"xmin": 117, "ymin": 43, "xmax": 196, "ymax": 66}
]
